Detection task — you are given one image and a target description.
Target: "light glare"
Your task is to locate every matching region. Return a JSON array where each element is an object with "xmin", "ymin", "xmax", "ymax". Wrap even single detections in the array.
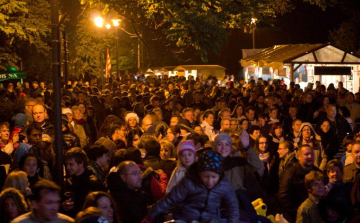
[{"xmin": 94, "ymin": 16, "xmax": 104, "ymax": 27}]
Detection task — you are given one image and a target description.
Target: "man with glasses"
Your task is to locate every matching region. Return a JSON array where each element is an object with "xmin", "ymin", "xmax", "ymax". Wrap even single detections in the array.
[
  {"xmin": 24, "ymin": 98, "xmax": 37, "ymax": 123},
  {"xmin": 107, "ymin": 161, "xmax": 151, "ymax": 223}
]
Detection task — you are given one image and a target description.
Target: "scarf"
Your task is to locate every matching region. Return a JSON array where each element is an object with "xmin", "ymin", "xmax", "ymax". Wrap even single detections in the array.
[
  {"xmin": 74, "ymin": 118, "xmax": 86, "ymax": 125},
  {"xmin": 259, "ymin": 152, "xmax": 270, "ymax": 163}
]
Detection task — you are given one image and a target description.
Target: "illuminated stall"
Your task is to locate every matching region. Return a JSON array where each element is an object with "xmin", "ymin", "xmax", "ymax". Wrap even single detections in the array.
[{"xmin": 240, "ymin": 43, "xmax": 360, "ymax": 92}]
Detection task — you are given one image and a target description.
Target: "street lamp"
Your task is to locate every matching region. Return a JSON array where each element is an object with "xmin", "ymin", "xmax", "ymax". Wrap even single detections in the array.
[
  {"xmin": 94, "ymin": 16, "xmax": 104, "ymax": 27},
  {"xmin": 111, "ymin": 19, "xmax": 121, "ymax": 80},
  {"xmin": 251, "ymin": 18, "xmax": 257, "ymax": 49}
]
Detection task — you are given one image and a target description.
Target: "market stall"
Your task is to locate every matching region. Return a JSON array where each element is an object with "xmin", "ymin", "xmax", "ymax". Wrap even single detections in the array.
[{"xmin": 240, "ymin": 43, "xmax": 360, "ymax": 92}]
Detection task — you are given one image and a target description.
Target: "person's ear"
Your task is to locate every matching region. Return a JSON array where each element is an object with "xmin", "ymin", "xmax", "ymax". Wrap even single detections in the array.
[
  {"xmin": 120, "ymin": 174, "xmax": 126, "ymax": 182},
  {"xmin": 31, "ymin": 200, "xmax": 38, "ymax": 209}
]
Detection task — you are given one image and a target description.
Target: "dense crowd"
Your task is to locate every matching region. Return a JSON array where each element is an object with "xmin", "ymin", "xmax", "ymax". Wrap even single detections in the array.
[{"xmin": 1, "ymin": 74, "xmax": 360, "ymax": 223}]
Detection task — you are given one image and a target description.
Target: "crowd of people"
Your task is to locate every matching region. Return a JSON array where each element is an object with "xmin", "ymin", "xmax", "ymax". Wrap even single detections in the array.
[{"xmin": 1, "ymin": 73, "xmax": 360, "ymax": 223}]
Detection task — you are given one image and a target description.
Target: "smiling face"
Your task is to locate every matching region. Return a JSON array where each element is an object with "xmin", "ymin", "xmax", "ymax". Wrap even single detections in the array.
[
  {"xmin": 216, "ymin": 139, "xmax": 232, "ymax": 158},
  {"xmin": 97, "ymin": 196, "xmax": 114, "ymax": 223},
  {"xmin": 258, "ymin": 137, "xmax": 268, "ymax": 153},
  {"xmin": 327, "ymin": 166, "xmax": 342, "ymax": 183},
  {"xmin": 160, "ymin": 146, "xmax": 171, "ymax": 160}
]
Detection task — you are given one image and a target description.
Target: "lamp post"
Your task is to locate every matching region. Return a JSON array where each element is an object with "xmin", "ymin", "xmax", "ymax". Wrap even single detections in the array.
[
  {"xmin": 94, "ymin": 16, "xmax": 121, "ymax": 86},
  {"xmin": 251, "ymin": 18, "xmax": 257, "ymax": 50}
]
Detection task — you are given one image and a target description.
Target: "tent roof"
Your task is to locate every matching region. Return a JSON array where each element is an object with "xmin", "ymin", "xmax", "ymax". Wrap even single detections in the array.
[
  {"xmin": 240, "ymin": 43, "xmax": 360, "ymax": 69},
  {"xmin": 173, "ymin": 65, "xmax": 226, "ymax": 71}
]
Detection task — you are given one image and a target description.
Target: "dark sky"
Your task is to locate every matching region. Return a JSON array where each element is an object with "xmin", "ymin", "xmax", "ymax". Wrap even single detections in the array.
[
  {"xmin": 62, "ymin": 1, "xmax": 355, "ymax": 75},
  {"xmin": 207, "ymin": 1, "xmax": 348, "ymax": 75}
]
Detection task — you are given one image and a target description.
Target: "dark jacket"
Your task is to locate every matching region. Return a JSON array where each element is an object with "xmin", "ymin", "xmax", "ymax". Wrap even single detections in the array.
[
  {"xmin": 63, "ymin": 167, "xmax": 105, "ymax": 217},
  {"xmin": 343, "ymin": 162, "xmax": 360, "ymax": 186},
  {"xmin": 143, "ymin": 156, "xmax": 176, "ymax": 178},
  {"xmin": 107, "ymin": 171, "xmax": 151, "ymax": 223},
  {"xmin": 278, "ymin": 152, "xmax": 297, "ymax": 180},
  {"xmin": 62, "ymin": 129, "xmax": 80, "ymax": 154},
  {"xmin": 278, "ymin": 162, "xmax": 319, "ymax": 223},
  {"xmin": 148, "ymin": 163, "xmax": 239, "ymax": 223},
  {"xmin": 319, "ymin": 115, "xmax": 352, "ymax": 145}
]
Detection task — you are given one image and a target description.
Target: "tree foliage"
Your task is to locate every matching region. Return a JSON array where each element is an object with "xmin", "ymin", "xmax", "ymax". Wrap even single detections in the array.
[{"xmin": 0, "ymin": 0, "xmax": 51, "ymax": 74}]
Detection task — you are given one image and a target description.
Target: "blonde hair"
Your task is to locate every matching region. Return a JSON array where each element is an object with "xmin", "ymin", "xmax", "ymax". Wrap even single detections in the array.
[
  {"xmin": 160, "ymin": 139, "xmax": 176, "ymax": 159},
  {"xmin": 3, "ymin": 171, "xmax": 28, "ymax": 196}
]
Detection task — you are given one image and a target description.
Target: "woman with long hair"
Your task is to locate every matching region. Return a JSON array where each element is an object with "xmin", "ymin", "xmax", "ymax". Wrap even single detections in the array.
[
  {"xmin": 315, "ymin": 119, "xmax": 339, "ymax": 160},
  {"xmin": 0, "ymin": 188, "xmax": 28, "ymax": 223},
  {"xmin": 159, "ymin": 139, "xmax": 177, "ymax": 161},
  {"xmin": 126, "ymin": 128, "xmax": 143, "ymax": 149},
  {"xmin": 97, "ymin": 115, "xmax": 122, "ymax": 139},
  {"xmin": 125, "ymin": 113, "xmax": 141, "ymax": 131},
  {"xmin": 83, "ymin": 191, "xmax": 120, "ymax": 223},
  {"xmin": 2, "ymin": 171, "xmax": 31, "ymax": 198},
  {"xmin": 295, "ymin": 122, "xmax": 327, "ymax": 171},
  {"xmin": 18, "ymin": 153, "xmax": 44, "ymax": 189},
  {"xmin": 267, "ymin": 122, "xmax": 285, "ymax": 156},
  {"xmin": 231, "ymin": 104, "xmax": 246, "ymax": 120},
  {"xmin": 166, "ymin": 125, "xmax": 182, "ymax": 148}
]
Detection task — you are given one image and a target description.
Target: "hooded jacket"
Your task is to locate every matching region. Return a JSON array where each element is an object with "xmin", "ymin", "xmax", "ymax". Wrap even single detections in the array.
[
  {"xmin": 294, "ymin": 122, "xmax": 327, "ymax": 171},
  {"xmin": 148, "ymin": 163, "xmax": 239, "ymax": 223}
]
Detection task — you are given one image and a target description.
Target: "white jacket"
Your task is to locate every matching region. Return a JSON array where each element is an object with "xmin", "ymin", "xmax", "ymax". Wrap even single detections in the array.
[
  {"xmin": 166, "ymin": 165, "xmax": 187, "ymax": 194},
  {"xmin": 200, "ymin": 120, "xmax": 216, "ymax": 140}
]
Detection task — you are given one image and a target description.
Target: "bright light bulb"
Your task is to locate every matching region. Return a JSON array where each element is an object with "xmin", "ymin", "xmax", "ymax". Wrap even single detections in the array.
[
  {"xmin": 94, "ymin": 16, "xmax": 104, "ymax": 27},
  {"xmin": 112, "ymin": 19, "xmax": 121, "ymax": 27},
  {"xmin": 106, "ymin": 24, "xmax": 111, "ymax": 29},
  {"xmin": 251, "ymin": 18, "xmax": 257, "ymax": 24}
]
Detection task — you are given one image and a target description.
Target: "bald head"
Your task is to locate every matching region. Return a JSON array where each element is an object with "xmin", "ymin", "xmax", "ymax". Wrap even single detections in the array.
[
  {"xmin": 142, "ymin": 115, "xmax": 153, "ymax": 132},
  {"xmin": 118, "ymin": 161, "xmax": 142, "ymax": 190},
  {"xmin": 326, "ymin": 104, "xmax": 337, "ymax": 120},
  {"xmin": 32, "ymin": 104, "xmax": 46, "ymax": 123}
]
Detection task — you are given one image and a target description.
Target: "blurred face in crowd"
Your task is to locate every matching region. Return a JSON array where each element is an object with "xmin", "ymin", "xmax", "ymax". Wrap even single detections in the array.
[
  {"xmin": 120, "ymin": 163, "xmax": 143, "ymax": 190},
  {"xmin": 194, "ymin": 126, "xmax": 203, "ymax": 134},
  {"xmin": 236, "ymin": 106, "xmax": 243, "ymax": 116},
  {"xmin": 65, "ymin": 158, "xmax": 84, "ymax": 176},
  {"xmin": 0, "ymin": 125, "xmax": 10, "ymax": 142},
  {"xmin": 289, "ymin": 107, "xmax": 297, "ymax": 118},
  {"xmin": 65, "ymin": 112, "xmax": 73, "ymax": 123},
  {"xmin": 230, "ymin": 120, "xmax": 238, "ymax": 131},
  {"xmin": 277, "ymin": 143, "xmax": 289, "ymax": 159},
  {"xmin": 24, "ymin": 82, "xmax": 29, "ymax": 89},
  {"xmin": 305, "ymin": 94, "xmax": 313, "ymax": 103},
  {"xmin": 246, "ymin": 110, "xmax": 255, "ymax": 121},
  {"xmin": 219, "ymin": 101, "xmax": 227, "ymax": 110},
  {"xmin": 327, "ymin": 105, "xmax": 337, "ymax": 120},
  {"xmin": 32, "ymin": 105, "xmax": 46, "ymax": 123},
  {"xmin": 166, "ymin": 128, "xmax": 178, "ymax": 142},
  {"xmin": 28, "ymin": 129, "xmax": 42, "ymax": 144},
  {"xmin": 221, "ymin": 111, "xmax": 231, "ymax": 120},
  {"xmin": 132, "ymin": 134, "xmax": 140, "ymax": 148},
  {"xmin": 204, "ymin": 114, "xmax": 214, "ymax": 126},
  {"xmin": 97, "ymin": 196, "xmax": 114, "ymax": 223},
  {"xmin": 114, "ymin": 126, "xmax": 128, "ymax": 139},
  {"xmin": 180, "ymin": 151, "xmax": 196, "ymax": 169},
  {"xmin": 128, "ymin": 117, "xmax": 137, "ymax": 128},
  {"xmin": 77, "ymin": 93, "xmax": 85, "ymax": 102},
  {"xmin": 97, "ymin": 153, "xmax": 109, "ymax": 167},
  {"xmin": 170, "ymin": 117, "xmax": 179, "ymax": 126},
  {"xmin": 4, "ymin": 197, "xmax": 19, "ymax": 220},
  {"xmin": 79, "ymin": 104, "xmax": 86, "ymax": 114},
  {"xmin": 323, "ymin": 97, "xmax": 330, "ymax": 106},
  {"xmin": 250, "ymin": 130, "xmax": 260, "ymax": 140},
  {"xmin": 274, "ymin": 126, "xmax": 283, "ymax": 138},
  {"xmin": 292, "ymin": 120, "xmax": 302, "ymax": 133},
  {"xmin": 194, "ymin": 108, "xmax": 201, "ymax": 118},
  {"xmin": 23, "ymin": 156, "xmax": 38, "ymax": 177},
  {"xmin": 142, "ymin": 116, "xmax": 153, "ymax": 132},
  {"xmin": 199, "ymin": 171, "xmax": 220, "ymax": 190},
  {"xmin": 346, "ymin": 94, "xmax": 354, "ymax": 104},
  {"xmin": 320, "ymin": 121, "xmax": 331, "ymax": 133},
  {"xmin": 309, "ymin": 180, "xmax": 325, "ymax": 197},
  {"xmin": 257, "ymin": 95, "xmax": 265, "ymax": 104},
  {"xmin": 302, "ymin": 126, "xmax": 312, "ymax": 139},
  {"xmin": 184, "ymin": 111, "xmax": 194, "ymax": 124},
  {"xmin": 160, "ymin": 146, "xmax": 171, "ymax": 160},
  {"xmin": 258, "ymin": 137, "xmax": 268, "ymax": 153},
  {"xmin": 352, "ymin": 144, "xmax": 360, "ymax": 167},
  {"xmin": 25, "ymin": 101, "xmax": 37, "ymax": 114},
  {"xmin": 221, "ymin": 120, "xmax": 230, "ymax": 130},
  {"xmin": 216, "ymin": 139, "xmax": 232, "ymax": 158},
  {"xmin": 32, "ymin": 191, "xmax": 61, "ymax": 221},
  {"xmin": 241, "ymin": 120, "xmax": 249, "ymax": 130},
  {"xmin": 327, "ymin": 166, "xmax": 342, "ymax": 183},
  {"xmin": 73, "ymin": 109, "xmax": 83, "ymax": 120},
  {"xmin": 154, "ymin": 110, "xmax": 162, "ymax": 121},
  {"xmin": 298, "ymin": 146, "xmax": 314, "ymax": 168},
  {"xmin": 269, "ymin": 109, "xmax": 278, "ymax": 119},
  {"xmin": 193, "ymin": 93, "xmax": 201, "ymax": 103}
]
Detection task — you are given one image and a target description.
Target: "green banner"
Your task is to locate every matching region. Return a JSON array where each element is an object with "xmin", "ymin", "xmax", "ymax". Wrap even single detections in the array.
[{"xmin": 0, "ymin": 66, "xmax": 26, "ymax": 81}]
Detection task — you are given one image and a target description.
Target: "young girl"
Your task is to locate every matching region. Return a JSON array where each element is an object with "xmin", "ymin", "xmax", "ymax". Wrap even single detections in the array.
[
  {"xmin": 166, "ymin": 140, "xmax": 196, "ymax": 194},
  {"xmin": 142, "ymin": 151, "xmax": 239, "ymax": 223}
]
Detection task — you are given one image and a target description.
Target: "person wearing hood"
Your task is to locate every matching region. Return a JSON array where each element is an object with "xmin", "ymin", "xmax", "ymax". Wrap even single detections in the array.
[
  {"xmin": 62, "ymin": 107, "xmax": 87, "ymax": 149},
  {"xmin": 141, "ymin": 151, "xmax": 239, "ymax": 223},
  {"xmin": 294, "ymin": 122, "xmax": 327, "ymax": 171},
  {"xmin": 61, "ymin": 115, "xmax": 81, "ymax": 154}
]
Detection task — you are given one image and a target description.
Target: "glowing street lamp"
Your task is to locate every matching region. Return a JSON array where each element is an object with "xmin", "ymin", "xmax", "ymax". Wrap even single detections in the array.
[
  {"xmin": 106, "ymin": 24, "xmax": 111, "ymax": 29},
  {"xmin": 111, "ymin": 19, "xmax": 121, "ymax": 27},
  {"xmin": 94, "ymin": 16, "xmax": 104, "ymax": 27}
]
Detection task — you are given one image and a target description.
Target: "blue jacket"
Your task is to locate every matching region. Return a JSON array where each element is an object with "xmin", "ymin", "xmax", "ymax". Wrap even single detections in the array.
[{"xmin": 149, "ymin": 163, "xmax": 239, "ymax": 222}]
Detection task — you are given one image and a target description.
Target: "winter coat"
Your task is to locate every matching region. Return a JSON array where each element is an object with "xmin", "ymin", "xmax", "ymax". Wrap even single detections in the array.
[
  {"xmin": 72, "ymin": 122, "xmax": 87, "ymax": 149},
  {"xmin": 343, "ymin": 162, "xmax": 360, "ymax": 186},
  {"xmin": 62, "ymin": 129, "xmax": 80, "ymax": 154},
  {"xmin": 166, "ymin": 164, "xmax": 187, "ymax": 194},
  {"xmin": 148, "ymin": 163, "xmax": 239, "ymax": 223},
  {"xmin": 278, "ymin": 152, "xmax": 297, "ymax": 180},
  {"xmin": 107, "ymin": 171, "xmax": 151, "ymax": 223},
  {"xmin": 143, "ymin": 156, "xmax": 176, "ymax": 179},
  {"xmin": 315, "ymin": 123, "xmax": 339, "ymax": 159},
  {"xmin": 63, "ymin": 167, "xmax": 106, "ymax": 217},
  {"xmin": 200, "ymin": 120, "xmax": 216, "ymax": 140},
  {"xmin": 278, "ymin": 162, "xmax": 320, "ymax": 223}
]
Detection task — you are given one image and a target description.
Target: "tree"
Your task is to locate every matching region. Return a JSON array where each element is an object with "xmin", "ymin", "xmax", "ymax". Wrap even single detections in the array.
[
  {"xmin": 77, "ymin": 0, "xmax": 338, "ymax": 64},
  {"xmin": 0, "ymin": 0, "xmax": 51, "ymax": 75}
]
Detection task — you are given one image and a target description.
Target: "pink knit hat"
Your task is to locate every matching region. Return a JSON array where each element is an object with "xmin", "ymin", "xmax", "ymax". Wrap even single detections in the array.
[{"xmin": 177, "ymin": 140, "xmax": 196, "ymax": 155}]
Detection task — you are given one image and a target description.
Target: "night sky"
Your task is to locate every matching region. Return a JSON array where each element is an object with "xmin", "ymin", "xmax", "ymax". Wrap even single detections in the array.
[{"xmin": 62, "ymin": 1, "xmax": 357, "ymax": 76}]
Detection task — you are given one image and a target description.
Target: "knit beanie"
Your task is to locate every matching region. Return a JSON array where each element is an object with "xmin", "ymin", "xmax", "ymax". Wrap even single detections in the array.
[
  {"xmin": 177, "ymin": 140, "xmax": 196, "ymax": 155},
  {"xmin": 197, "ymin": 151, "xmax": 223, "ymax": 175},
  {"xmin": 214, "ymin": 133, "xmax": 232, "ymax": 146},
  {"xmin": 12, "ymin": 113, "xmax": 28, "ymax": 128}
]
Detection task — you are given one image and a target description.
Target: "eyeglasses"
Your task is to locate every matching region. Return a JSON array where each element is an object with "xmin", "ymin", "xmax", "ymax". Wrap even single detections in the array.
[{"xmin": 259, "ymin": 142, "xmax": 268, "ymax": 144}]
